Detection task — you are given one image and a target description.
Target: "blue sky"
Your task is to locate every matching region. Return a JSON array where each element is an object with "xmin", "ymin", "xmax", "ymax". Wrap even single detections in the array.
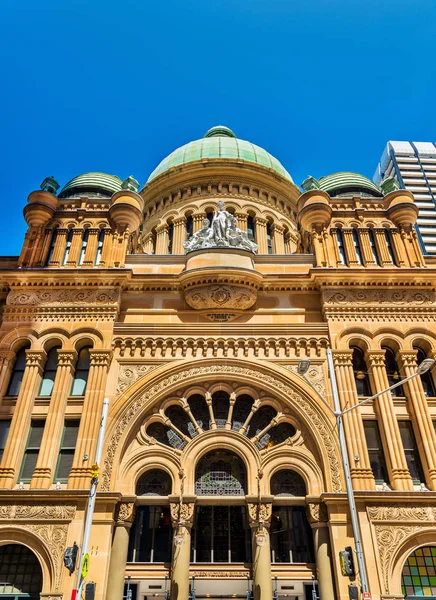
[{"xmin": 1, "ymin": 0, "xmax": 435, "ymax": 255}]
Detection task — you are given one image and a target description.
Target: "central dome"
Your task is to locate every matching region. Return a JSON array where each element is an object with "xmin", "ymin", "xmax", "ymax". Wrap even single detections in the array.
[{"xmin": 146, "ymin": 125, "xmax": 293, "ymax": 183}]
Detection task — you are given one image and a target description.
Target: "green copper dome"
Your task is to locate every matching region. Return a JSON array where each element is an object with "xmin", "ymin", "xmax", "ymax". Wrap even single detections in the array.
[
  {"xmin": 58, "ymin": 172, "xmax": 122, "ymax": 198},
  {"xmin": 318, "ymin": 172, "xmax": 383, "ymax": 197},
  {"xmin": 147, "ymin": 126, "xmax": 293, "ymax": 183}
]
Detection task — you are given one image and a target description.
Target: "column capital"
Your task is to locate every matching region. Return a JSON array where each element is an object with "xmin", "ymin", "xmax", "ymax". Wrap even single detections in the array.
[
  {"xmin": 87, "ymin": 227, "xmax": 100, "ymax": 235},
  {"xmin": 254, "ymin": 216, "xmax": 267, "ymax": 226},
  {"xmin": 169, "ymin": 499, "xmax": 196, "ymax": 528},
  {"xmin": 396, "ymin": 349, "xmax": 418, "ymax": 367},
  {"xmin": 271, "ymin": 223, "xmax": 285, "ymax": 234},
  {"xmin": 365, "ymin": 349, "xmax": 386, "ymax": 368},
  {"xmin": 235, "ymin": 211, "xmax": 247, "ymax": 219},
  {"xmin": 306, "ymin": 502, "xmax": 328, "ymax": 524},
  {"xmin": 156, "ymin": 223, "xmax": 169, "ymax": 234},
  {"xmin": 0, "ymin": 350, "xmax": 16, "ymax": 367},
  {"xmin": 57, "ymin": 350, "xmax": 78, "ymax": 368},
  {"xmin": 89, "ymin": 349, "xmax": 112, "ymax": 368},
  {"xmin": 331, "ymin": 349, "xmax": 354, "ymax": 368},
  {"xmin": 246, "ymin": 499, "xmax": 273, "ymax": 527},
  {"xmin": 24, "ymin": 349, "xmax": 46, "ymax": 369},
  {"xmin": 173, "ymin": 216, "xmax": 187, "ymax": 226},
  {"xmin": 115, "ymin": 502, "xmax": 136, "ymax": 525}
]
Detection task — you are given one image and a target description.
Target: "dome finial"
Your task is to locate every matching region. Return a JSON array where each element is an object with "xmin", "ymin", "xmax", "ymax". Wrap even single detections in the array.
[{"xmin": 204, "ymin": 125, "xmax": 236, "ymax": 139}]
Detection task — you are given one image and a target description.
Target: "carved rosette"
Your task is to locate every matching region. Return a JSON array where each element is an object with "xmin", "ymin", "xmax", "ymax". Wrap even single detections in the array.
[
  {"xmin": 184, "ymin": 284, "xmax": 258, "ymax": 311},
  {"xmin": 115, "ymin": 502, "xmax": 136, "ymax": 525}
]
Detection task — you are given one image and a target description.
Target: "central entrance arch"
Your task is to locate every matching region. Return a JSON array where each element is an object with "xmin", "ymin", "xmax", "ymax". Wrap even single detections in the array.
[{"xmin": 0, "ymin": 544, "xmax": 43, "ymax": 599}]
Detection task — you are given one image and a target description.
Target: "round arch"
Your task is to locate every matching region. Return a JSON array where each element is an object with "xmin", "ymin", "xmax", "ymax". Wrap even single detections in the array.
[
  {"xmin": 390, "ymin": 530, "xmax": 436, "ymax": 597},
  {"xmin": 101, "ymin": 358, "xmax": 342, "ymax": 495}
]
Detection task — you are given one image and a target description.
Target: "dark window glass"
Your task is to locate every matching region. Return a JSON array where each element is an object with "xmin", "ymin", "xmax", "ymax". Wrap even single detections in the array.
[
  {"xmin": 123, "ymin": 583, "xmax": 138, "ymax": 600},
  {"xmin": 127, "ymin": 506, "xmax": 172, "ymax": 563},
  {"xmin": 187, "ymin": 395, "xmax": 210, "ymax": 432},
  {"xmin": 78, "ymin": 228, "xmax": 88, "ymax": 266},
  {"xmin": 383, "ymin": 347, "xmax": 404, "ymax": 397},
  {"xmin": 95, "ymin": 229, "xmax": 105, "ymax": 265},
  {"xmin": 191, "ymin": 505, "xmax": 251, "ymax": 563},
  {"xmin": 247, "ymin": 216, "xmax": 255, "ymax": 242},
  {"xmin": 20, "ymin": 420, "xmax": 45, "ymax": 482},
  {"xmin": 399, "ymin": 421, "xmax": 425, "ymax": 483},
  {"xmin": 257, "ymin": 422, "xmax": 296, "ymax": 450},
  {"xmin": 39, "ymin": 347, "xmax": 60, "ymax": 397},
  {"xmin": 62, "ymin": 229, "xmax": 73, "ymax": 265},
  {"xmin": 247, "ymin": 405, "xmax": 277, "ymax": 439},
  {"xmin": 336, "ymin": 230, "xmax": 347, "ymax": 265},
  {"xmin": 0, "ymin": 544, "xmax": 43, "ymax": 599},
  {"xmin": 232, "ymin": 395, "xmax": 254, "ymax": 430},
  {"xmin": 186, "ymin": 216, "xmax": 193, "ymax": 239},
  {"xmin": 165, "ymin": 405, "xmax": 197, "ymax": 438},
  {"xmin": 415, "ymin": 347, "xmax": 436, "ymax": 397},
  {"xmin": 167, "ymin": 223, "xmax": 174, "ymax": 254},
  {"xmin": 270, "ymin": 470, "xmax": 306, "ymax": 496},
  {"xmin": 266, "ymin": 223, "xmax": 273, "ymax": 254},
  {"xmin": 206, "ymin": 212, "xmax": 213, "ymax": 227},
  {"xmin": 195, "ymin": 450, "xmax": 247, "ymax": 496},
  {"xmin": 0, "ymin": 420, "xmax": 10, "ymax": 463},
  {"xmin": 146, "ymin": 423, "xmax": 186, "ymax": 450},
  {"xmin": 385, "ymin": 230, "xmax": 396, "ymax": 265},
  {"xmin": 71, "ymin": 347, "xmax": 91, "ymax": 396},
  {"xmin": 212, "ymin": 391, "xmax": 230, "ymax": 429},
  {"xmin": 363, "ymin": 421, "xmax": 389, "ymax": 483},
  {"xmin": 55, "ymin": 420, "xmax": 79, "ymax": 482},
  {"xmin": 368, "ymin": 229, "xmax": 380, "ymax": 265},
  {"xmin": 270, "ymin": 506, "xmax": 314, "ymax": 563},
  {"xmin": 46, "ymin": 228, "xmax": 58, "ymax": 265},
  {"xmin": 6, "ymin": 347, "xmax": 29, "ymax": 396},
  {"xmin": 136, "ymin": 469, "xmax": 172, "ymax": 496},
  {"xmin": 351, "ymin": 347, "xmax": 371, "ymax": 396},
  {"xmin": 352, "ymin": 229, "xmax": 363, "ymax": 265}
]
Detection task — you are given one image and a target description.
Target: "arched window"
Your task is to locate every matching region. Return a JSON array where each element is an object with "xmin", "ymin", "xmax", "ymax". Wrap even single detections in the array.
[
  {"xmin": 246, "ymin": 405, "xmax": 277, "ymax": 438},
  {"xmin": 6, "ymin": 346, "xmax": 29, "ymax": 396},
  {"xmin": 78, "ymin": 228, "xmax": 89, "ymax": 266},
  {"xmin": 95, "ymin": 228, "xmax": 105, "ymax": 265},
  {"xmin": 368, "ymin": 229, "xmax": 380, "ymax": 265},
  {"xmin": 232, "ymin": 395, "xmax": 254, "ymax": 430},
  {"xmin": 212, "ymin": 391, "xmax": 230, "ymax": 428},
  {"xmin": 247, "ymin": 216, "xmax": 255, "ymax": 242},
  {"xmin": 188, "ymin": 395, "xmax": 210, "ymax": 432},
  {"xmin": 62, "ymin": 229, "xmax": 73, "ymax": 265},
  {"xmin": 0, "ymin": 544, "xmax": 43, "ymax": 598},
  {"xmin": 266, "ymin": 222, "xmax": 273, "ymax": 254},
  {"xmin": 206, "ymin": 212, "xmax": 214, "ymax": 227},
  {"xmin": 336, "ymin": 229, "xmax": 346, "ymax": 265},
  {"xmin": 195, "ymin": 450, "xmax": 247, "ymax": 496},
  {"xmin": 167, "ymin": 222, "xmax": 174, "ymax": 254},
  {"xmin": 402, "ymin": 546, "xmax": 436, "ymax": 597},
  {"xmin": 46, "ymin": 227, "xmax": 58, "ymax": 265},
  {"xmin": 186, "ymin": 215, "xmax": 193, "ymax": 239},
  {"xmin": 146, "ymin": 422, "xmax": 186, "ymax": 450},
  {"xmin": 165, "ymin": 405, "xmax": 197, "ymax": 438},
  {"xmin": 70, "ymin": 347, "xmax": 91, "ymax": 396},
  {"xmin": 257, "ymin": 422, "xmax": 296, "ymax": 449},
  {"xmin": 352, "ymin": 229, "xmax": 363, "ymax": 264},
  {"xmin": 415, "ymin": 347, "xmax": 436, "ymax": 397},
  {"xmin": 270, "ymin": 470, "xmax": 307, "ymax": 496},
  {"xmin": 39, "ymin": 347, "xmax": 60, "ymax": 396},
  {"xmin": 385, "ymin": 230, "xmax": 396, "ymax": 265},
  {"xmin": 382, "ymin": 347, "xmax": 403, "ymax": 397},
  {"xmin": 136, "ymin": 469, "xmax": 172, "ymax": 496},
  {"xmin": 351, "ymin": 347, "xmax": 371, "ymax": 396}
]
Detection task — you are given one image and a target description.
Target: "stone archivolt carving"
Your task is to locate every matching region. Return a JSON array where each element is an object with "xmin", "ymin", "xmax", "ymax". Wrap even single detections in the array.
[
  {"xmin": 367, "ymin": 504, "xmax": 434, "ymax": 522},
  {"xmin": 285, "ymin": 364, "xmax": 326, "ymax": 399},
  {"xmin": 7, "ymin": 288, "xmax": 120, "ymax": 306},
  {"xmin": 102, "ymin": 364, "xmax": 341, "ymax": 493},
  {"xmin": 116, "ymin": 364, "xmax": 161, "ymax": 396},
  {"xmin": 323, "ymin": 289, "xmax": 435, "ymax": 306}
]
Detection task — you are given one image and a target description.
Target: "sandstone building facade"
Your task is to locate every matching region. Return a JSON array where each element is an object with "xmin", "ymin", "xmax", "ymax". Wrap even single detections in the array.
[{"xmin": 0, "ymin": 125, "xmax": 435, "ymax": 600}]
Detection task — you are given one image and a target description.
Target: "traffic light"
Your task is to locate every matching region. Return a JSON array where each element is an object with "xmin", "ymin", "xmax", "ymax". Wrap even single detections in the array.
[
  {"xmin": 63, "ymin": 542, "xmax": 79, "ymax": 576},
  {"xmin": 85, "ymin": 582, "xmax": 96, "ymax": 600},
  {"xmin": 348, "ymin": 584, "xmax": 359, "ymax": 600},
  {"xmin": 339, "ymin": 546, "xmax": 356, "ymax": 577}
]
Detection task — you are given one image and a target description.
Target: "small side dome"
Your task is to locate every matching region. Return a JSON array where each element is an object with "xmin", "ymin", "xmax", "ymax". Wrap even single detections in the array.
[
  {"xmin": 317, "ymin": 172, "xmax": 383, "ymax": 198},
  {"xmin": 58, "ymin": 172, "xmax": 122, "ymax": 199}
]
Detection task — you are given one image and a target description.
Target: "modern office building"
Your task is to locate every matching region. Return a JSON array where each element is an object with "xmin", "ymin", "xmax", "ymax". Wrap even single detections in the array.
[
  {"xmin": 374, "ymin": 141, "xmax": 436, "ymax": 254},
  {"xmin": 0, "ymin": 126, "xmax": 435, "ymax": 600}
]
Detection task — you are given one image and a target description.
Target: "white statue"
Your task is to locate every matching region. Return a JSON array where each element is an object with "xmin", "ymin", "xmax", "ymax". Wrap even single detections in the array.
[{"xmin": 183, "ymin": 202, "xmax": 258, "ymax": 254}]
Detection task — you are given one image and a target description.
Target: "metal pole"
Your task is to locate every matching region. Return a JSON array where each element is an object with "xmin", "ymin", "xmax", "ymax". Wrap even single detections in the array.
[
  {"xmin": 326, "ymin": 350, "xmax": 369, "ymax": 594},
  {"xmin": 73, "ymin": 397, "xmax": 110, "ymax": 599}
]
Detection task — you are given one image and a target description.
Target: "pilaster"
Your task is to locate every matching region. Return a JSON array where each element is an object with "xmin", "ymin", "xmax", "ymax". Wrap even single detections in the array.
[
  {"xmin": 254, "ymin": 217, "xmax": 268, "ymax": 254},
  {"xmin": 48, "ymin": 228, "xmax": 68, "ymax": 267},
  {"xmin": 65, "ymin": 228, "xmax": 83, "ymax": 267},
  {"xmin": 82, "ymin": 228, "xmax": 100, "ymax": 266}
]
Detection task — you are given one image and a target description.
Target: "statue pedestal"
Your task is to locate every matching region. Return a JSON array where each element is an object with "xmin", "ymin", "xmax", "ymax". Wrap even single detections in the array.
[{"xmin": 180, "ymin": 248, "xmax": 263, "ymax": 322}]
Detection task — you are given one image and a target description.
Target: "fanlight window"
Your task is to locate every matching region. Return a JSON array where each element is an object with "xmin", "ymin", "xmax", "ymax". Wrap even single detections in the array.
[
  {"xmin": 232, "ymin": 395, "xmax": 254, "ymax": 430},
  {"xmin": 146, "ymin": 423, "xmax": 186, "ymax": 450},
  {"xmin": 195, "ymin": 450, "xmax": 247, "ymax": 496},
  {"xmin": 271, "ymin": 470, "xmax": 307, "ymax": 497},
  {"xmin": 136, "ymin": 469, "xmax": 172, "ymax": 496}
]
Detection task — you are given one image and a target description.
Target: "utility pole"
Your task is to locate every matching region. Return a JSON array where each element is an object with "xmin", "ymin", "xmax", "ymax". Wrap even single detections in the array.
[{"xmin": 72, "ymin": 397, "xmax": 110, "ymax": 600}]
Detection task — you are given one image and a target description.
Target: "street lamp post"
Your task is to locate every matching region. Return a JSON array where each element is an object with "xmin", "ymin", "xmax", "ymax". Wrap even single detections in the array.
[{"xmin": 326, "ymin": 349, "xmax": 435, "ymax": 597}]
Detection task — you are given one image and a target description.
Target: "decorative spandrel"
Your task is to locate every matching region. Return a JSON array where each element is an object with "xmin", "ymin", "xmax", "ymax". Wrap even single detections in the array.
[{"xmin": 184, "ymin": 201, "xmax": 258, "ymax": 253}]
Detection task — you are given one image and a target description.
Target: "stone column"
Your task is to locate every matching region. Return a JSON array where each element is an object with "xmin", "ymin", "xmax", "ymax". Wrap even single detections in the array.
[
  {"xmin": 271, "ymin": 224, "xmax": 285, "ymax": 254},
  {"xmin": 48, "ymin": 228, "xmax": 68, "ymax": 267},
  {"xmin": 254, "ymin": 217, "xmax": 268, "ymax": 254},
  {"xmin": 170, "ymin": 498, "xmax": 195, "ymax": 600},
  {"xmin": 397, "ymin": 350, "xmax": 436, "ymax": 490},
  {"xmin": 31, "ymin": 350, "xmax": 77, "ymax": 489},
  {"xmin": 329, "ymin": 228, "xmax": 343, "ymax": 267},
  {"xmin": 82, "ymin": 228, "xmax": 100, "ymax": 267},
  {"xmin": 226, "ymin": 392, "xmax": 236, "ymax": 429},
  {"xmin": 366, "ymin": 350, "xmax": 413, "ymax": 490},
  {"xmin": 98, "ymin": 228, "xmax": 113, "ymax": 267},
  {"xmin": 0, "ymin": 351, "xmax": 16, "ymax": 399},
  {"xmin": 341, "ymin": 228, "xmax": 359, "ymax": 266},
  {"xmin": 66, "ymin": 228, "xmax": 83, "ymax": 267},
  {"xmin": 68, "ymin": 350, "xmax": 112, "ymax": 488},
  {"xmin": 411, "ymin": 228, "xmax": 424, "ymax": 267},
  {"xmin": 192, "ymin": 212, "xmax": 206, "ymax": 233},
  {"xmin": 37, "ymin": 228, "xmax": 54, "ymax": 267},
  {"xmin": 142, "ymin": 232, "xmax": 155, "ymax": 254},
  {"xmin": 311, "ymin": 230, "xmax": 327, "ymax": 267},
  {"xmin": 358, "ymin": 228, "xmax": 377, "ymax": 266},
  {"xmin": 306, "ymin": 503, "xmax": 336, "ymax": 600},
  {"xmin": 28, "ymin": 227, "xmax": 45, "ymax": 267},
  {"xmin": 172, "ymin": 217, "xmax": 187, "ymax": 254},
  {"xmin": 373, "ymin": 228, "xmax": 395, "ymax": 267},
  {"xmin": 390, "ymin": 229, "xmax": 407, "ymax": 267},
  {"xmin": 284, "ymin": 233, "xmax": 292, "ymax": 254},
  {"xmin": 236, "ymin": 212, "xmax": 248, "ymax": 232},
  {"xmin": 332, "ymin": 351, "xmax": 375, "ymax": 490},
  {"xmin": 156, "ymin": 224, "xmax": 169, "ymax": 254},
  {"xmin": 0, "ymin": 350, "xmax": 46, "ymax": 488},
  {"xmin": 247, "ymin": 500, "xmax": 273, "ymax": 600},
  {"xmin": 106, "ymin": 502, "xmax": 136, "ymax": 600}
]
